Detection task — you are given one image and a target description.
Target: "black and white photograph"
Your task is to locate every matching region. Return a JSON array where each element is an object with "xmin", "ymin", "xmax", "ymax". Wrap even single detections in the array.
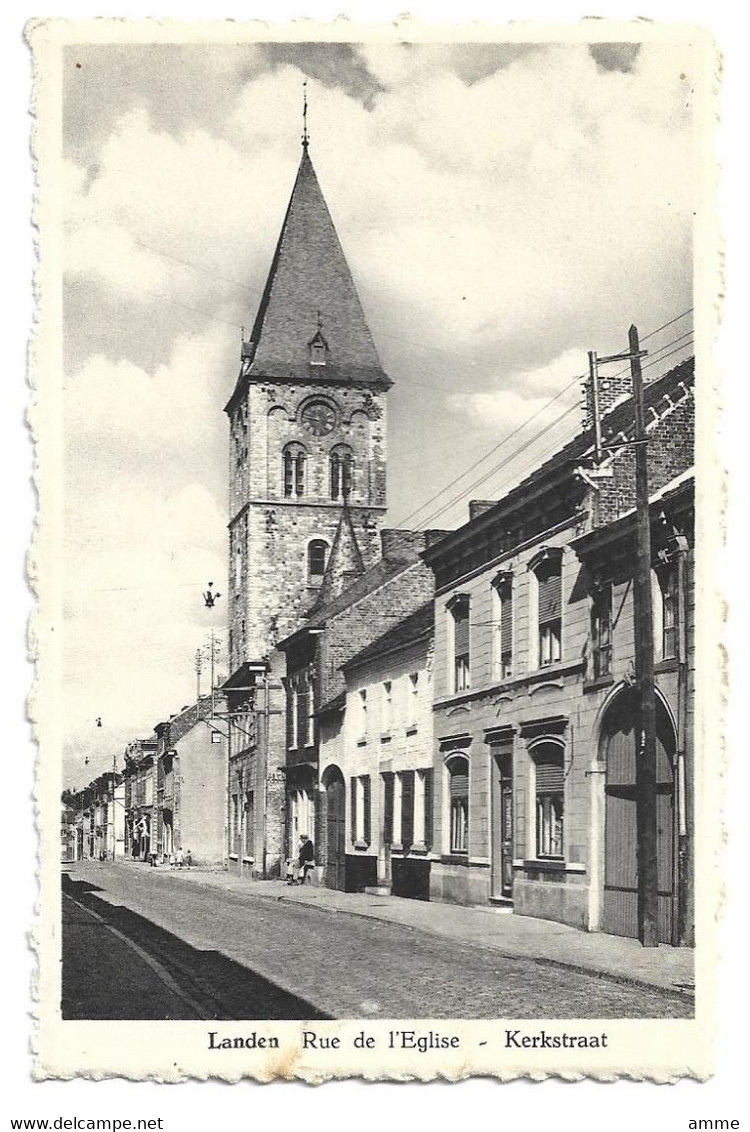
[{"xmin": 26, "ymin": 18, "xmax": 723, "ymax": 1083}]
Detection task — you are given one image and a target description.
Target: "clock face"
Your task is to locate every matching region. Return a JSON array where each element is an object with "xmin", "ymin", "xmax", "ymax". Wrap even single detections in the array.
[{"xmin": 301, "ymin": 401, "xmax": 337, "ymax": 436}]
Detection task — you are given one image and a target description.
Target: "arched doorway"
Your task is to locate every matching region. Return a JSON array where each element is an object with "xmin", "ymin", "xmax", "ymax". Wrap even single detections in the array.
[
  {"xmin": 599, "ymin": 689, "xmax": 676, "ymax": 942},
  {"xmin": 322, "ymin": 766, "xmax": 346, "ymax": 891}
]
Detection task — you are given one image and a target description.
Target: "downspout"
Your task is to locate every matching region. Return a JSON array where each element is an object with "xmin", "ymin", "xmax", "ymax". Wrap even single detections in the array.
[{"xmin": 675, "ymin": 545, "xmax": 689, "ymax": 946}]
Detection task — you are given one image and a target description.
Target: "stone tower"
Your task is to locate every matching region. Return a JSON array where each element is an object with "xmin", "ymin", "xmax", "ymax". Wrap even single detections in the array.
[{"xmin": 224, "ymin": 141, "xmax": 391, "ymax": 672}]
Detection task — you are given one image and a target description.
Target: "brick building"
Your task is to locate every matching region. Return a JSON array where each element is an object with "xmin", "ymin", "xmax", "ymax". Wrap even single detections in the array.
[
  {"xmin": 421, "ymin": 358, "xmax": 695, "ymax": 945},
  {"xmin": 153, "ymin": 696, "xmax": 227, "ymax": 867},
  {"xmin": 221, "ymin": 138, "xmax": 393, "ymax": 877},
  {"xmin": 278, "ymin": 528, "xmax": 441, "ymax": 890}
]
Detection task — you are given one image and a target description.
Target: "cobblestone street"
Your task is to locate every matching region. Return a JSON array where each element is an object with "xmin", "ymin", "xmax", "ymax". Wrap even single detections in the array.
[{"xmin": 62, "ymin": 863, "xmax": 692, "ymax": 1021}]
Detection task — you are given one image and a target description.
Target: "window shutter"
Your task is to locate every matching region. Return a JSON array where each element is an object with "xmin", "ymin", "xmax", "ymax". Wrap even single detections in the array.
[
  {"xmin": 297, "ymin": 678, "xmax": 308, "ymax": 745},
  {"xmin": 537, "ymin": 562, "xmax": 561, "ymax": 623},
  {"xmin": 350, "ymin": 777, "xmax": 357, "ymax": 842},
  {"xmin": 453, "ymin": 608, "xmax": 470, "ymax": 656},
  {"xmin": 285, "ymin": 683, "xmax": 293, "ymax": 748},
  {"xmin": 363, "ymin": 776, "xmax": 371, "ymax": 845},
  {"xmin": 383, "ymin": 774, "xmax": 394, "ymax": 843},
  {"xmin": 501, "ymin": 585, "xmax": 513, "ymax": 650},
  {"xmin": 535, "ymin": 755, "xmax": 564, "ymax": 794},
  {"xmin": 401, "ymin": 771, "xmax": 415, "ymax": 844},
  {"xmin": 423, "ymin": 769, "xmax": 433, "ymax": 848}
]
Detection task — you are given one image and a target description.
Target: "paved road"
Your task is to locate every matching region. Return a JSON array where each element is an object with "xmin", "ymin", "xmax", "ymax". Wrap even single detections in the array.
[{"xmin": 62, "ymin": 864, "xmax": 691, "ymax": 1021}]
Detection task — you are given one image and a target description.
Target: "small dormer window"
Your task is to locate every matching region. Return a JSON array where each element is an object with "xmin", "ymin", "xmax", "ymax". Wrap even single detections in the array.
[{"xmin": 309, "ymin": 330, "xmax": 328, "ymax": 366}]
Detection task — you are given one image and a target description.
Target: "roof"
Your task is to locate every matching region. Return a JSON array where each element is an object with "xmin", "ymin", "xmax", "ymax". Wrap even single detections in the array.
[
  {"xmin": 311, "ymin": 501, "xmax": 366, "ymax": 610},
  {"xmin": 231, "ymin": 147, "xmax": 389, "ymax": 395},
  {"xmin": 342, "ymin": 600, "xmax": 434, "ymax": 673},
  {"xmin": 423, "ymin": 357, "xmax": 695, "ymax": 566}
]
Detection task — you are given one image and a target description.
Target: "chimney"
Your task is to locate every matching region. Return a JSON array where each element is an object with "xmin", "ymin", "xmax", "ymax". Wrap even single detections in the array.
[
  {"xmin": 469, "ymin": 500, "xmax": 495, "ymax": 521},
  {"xmin": 380, "ymin": 529, "xmax": 427, "ymax": 560},
  {"xmin": 582, "ymin": 368, "xmax": 632, "ymax": 430}
]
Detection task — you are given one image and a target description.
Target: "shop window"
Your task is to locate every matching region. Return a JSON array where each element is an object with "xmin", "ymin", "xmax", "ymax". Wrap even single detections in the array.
[
  {"xmin": 283, "ymin": 443, "xmax": 306, "ymax": 498},
  {"xmin": 532, "ymin": 551, "xmax": 562, "ymax": 667},
  {"xmin": 533, "ymin": 743, "xmax": 564, "ymax": 859},
  {"xmin": 590, "ymin": 579, "xmax": 613, "ymax": 678},
  {"xmin": 448, "ymin": 594, "xmax": 471, "ymax": 693},
  {"xmin": 492, "ymin": 572, "xmax": 513, "ymax": 680},
  {"xmin": 447, "ymin": 755, "xmax": 469, "ymax": 854}
]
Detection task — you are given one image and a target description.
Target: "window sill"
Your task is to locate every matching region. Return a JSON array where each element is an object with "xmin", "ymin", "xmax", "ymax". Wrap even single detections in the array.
[
  {"xmin": 356, "ymin": 737, "xmax": 367, "ymax": 748},
  {"xmin": 353, "ymin": 840, "xmax": 370, "ymax": 852},
  {"xmin": 654, "ymin": 658, "xmax": 679, "ymax": 674},
  {"xmin": 583, "ymin": 674, "xmax": 614, "ymax": 693},
  {"xmin": 380, "ymin": 732, "xmax": 392, "ymax": 743},
  {"xmin": 517, "ymin": 858, "xmax": 586, "ymax": 875},
  {"xmin": 405, "ymin": 725, "xmax": 418, "ymax": 736}
]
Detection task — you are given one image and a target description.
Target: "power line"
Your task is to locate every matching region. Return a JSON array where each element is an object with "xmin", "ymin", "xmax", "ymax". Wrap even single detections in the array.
[
  {"xmin": 408, "ymin": 322, "xmax": 694, "ymax": 531},
  {"xmin": 133, "ymin": 237, "xmax": 257, "ymax": 295},
  {"xmin": 640, "ymin": 307, "xmax": 693, "ymax": 343},
  {"xmin": 393, "ymin": 373, "xmax": 584, "ymax": 529}
]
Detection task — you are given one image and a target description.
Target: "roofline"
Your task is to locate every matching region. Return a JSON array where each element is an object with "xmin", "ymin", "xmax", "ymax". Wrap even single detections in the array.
[
  {"xmin": 423, "ymin": 358, "xmax": 694, "ymax": 567},
  {"xmin": 342, "ymin": 626, "xmax": 433, "ymax": 674}
]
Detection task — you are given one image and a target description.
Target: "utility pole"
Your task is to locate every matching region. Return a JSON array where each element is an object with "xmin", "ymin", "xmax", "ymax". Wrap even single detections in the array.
[
  {"xmin": 194, "ymin": 648, "xmax": 204, "ymax": 701},
  {"xmin": 590, "ymin": 325, "xmax": 658, "ymax": 947},
  {"xmin": 628, "ymin": 324, "xmax": 659, "ymax": 947}
]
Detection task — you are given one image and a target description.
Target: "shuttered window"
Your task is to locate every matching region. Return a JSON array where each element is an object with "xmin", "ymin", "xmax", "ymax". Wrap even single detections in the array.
[
  {"xmin": 362, "ymin": 776, "xmax": 371, "ymax": 845},
  {"xmin": 401, "ymin": 770, "xmax": 415, "ymax": 845},
  {"xmin": 533, "ymin": 744, "xmax": 564, "ymax": 858},
  {"xmin": 447, "ymin": 756, "xmax": 469, "ymax": 853},
  {"xmin": 351, "ymin": 776, "xmax": 372, "ymax": 845},
  {"xmin": 534, "ymin": 554, "xmax": 562, "ymax": 667},
  {"xmin": 422, "ymin": 768, "xmax": 433, "ymax": 848},
  {"xmin": 383, "ymin": 773, "xmax": 394, "ymax": 843},
  {"xmin": 451, "ymin": 596, "xmax": 471, "ymax": 692},
  {"xmin": 659, "ymin": 564, "xmax": 678, "ymax": 660},
  {"xmin": 493, "ymin": 575, "xmax": 513, "ymax": 679},
  {"xmin": 244, "ymin": 791, "xmax": 254, "ymax": 856},
  {"xmin": 350, "ymin": 777, "xmax": 357, "ymax": 844},
  {"xmin": 296, "ymin": 676, "xmax": 309, "ymax": 749},
  {"xmin": 591, "ymin": 583, "xmax": 613, "ymax": 679}
]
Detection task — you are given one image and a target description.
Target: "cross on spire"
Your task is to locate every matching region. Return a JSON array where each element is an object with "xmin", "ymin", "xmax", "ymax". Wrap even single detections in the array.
[{"xmin": 302, "ymin": 79, "xmax": 309, "ymax": 149}]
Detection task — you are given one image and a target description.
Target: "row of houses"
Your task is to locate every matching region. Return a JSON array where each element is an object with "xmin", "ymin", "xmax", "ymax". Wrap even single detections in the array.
[{"xmin": 64, "ymin": 139, "xmax": 695, "ymax": 947}]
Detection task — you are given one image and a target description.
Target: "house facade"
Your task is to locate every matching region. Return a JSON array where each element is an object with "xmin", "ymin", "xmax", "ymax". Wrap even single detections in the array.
[
  {"xmin": 279, "ymin": 529, "xmax": 440, "ymax": 891},
  {"xmin": 123, "ymin": 738, "xmax": 158, "ymax": 861},
  {"xmin": 422, "ymin": 359, "xmax": 695, "ymax": 945},
  {"xmin": 333, "ymin": 602, "xmax": 436, "ymax": 900},
  {"xmin": 154, "ymin": 696, "xmax": 227, "ymax": 867}
]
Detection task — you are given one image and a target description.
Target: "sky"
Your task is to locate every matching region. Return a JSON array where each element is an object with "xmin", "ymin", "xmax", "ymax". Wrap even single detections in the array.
[{"xmin": 61, "ymin": 36, "xmax": 699, "ymax": 789}]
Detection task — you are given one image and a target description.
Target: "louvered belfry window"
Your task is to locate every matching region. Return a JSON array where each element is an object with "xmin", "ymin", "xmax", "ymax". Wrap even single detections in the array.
[
  {"xmin": 534, "ymin": 743, "xmax": 564, "ymax": 859},
  {"xmin": 283, "ymin": 444, "xmax": 306, "ymax": 498},
  {"xmin": 535, "ymin": 553, "xmax": 562, "ymax": 667}
]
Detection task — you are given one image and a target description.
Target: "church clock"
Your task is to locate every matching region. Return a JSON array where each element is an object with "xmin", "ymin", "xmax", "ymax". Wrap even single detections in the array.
[{"xmin": 301, "ymin": 400, "xmax": 337, "ymax": 437}]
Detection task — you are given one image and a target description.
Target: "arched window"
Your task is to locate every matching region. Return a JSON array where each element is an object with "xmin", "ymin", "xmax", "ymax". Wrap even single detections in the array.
[
  {"xmin": 283, "ymin": 443, "xmax": 306, "ymax": 498},
  {"xmin": 446, "ymin": 754, "xmax": 469, "ymax": 854},
  {"xmin": 330, "ymin": 446, "xmax": 354, "ymax": 501},
  {"xmin": 308, "ymin": 539, "xmax": 329, "ymax": 584}
]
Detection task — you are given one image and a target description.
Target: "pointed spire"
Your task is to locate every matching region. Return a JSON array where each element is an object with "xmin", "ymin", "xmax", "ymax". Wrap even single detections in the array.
[
  {"xmin": 313, "ymin": 501, "xmax": 365, "ymax": 609},
  {"xmin": 240, "ymin": 142, "xmax": 390, "ymax": 387}
]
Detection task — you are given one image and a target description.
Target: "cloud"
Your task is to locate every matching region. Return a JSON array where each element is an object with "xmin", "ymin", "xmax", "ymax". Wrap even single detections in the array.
[{"xmin": 60, "ymin": 38, "xmax": 698, "ymax": 785}]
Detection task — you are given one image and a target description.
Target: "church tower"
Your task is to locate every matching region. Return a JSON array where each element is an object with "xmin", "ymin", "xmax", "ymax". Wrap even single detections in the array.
[{"xmin": 224, "ymin": 139, "xmax": 391, "ymax": 672}]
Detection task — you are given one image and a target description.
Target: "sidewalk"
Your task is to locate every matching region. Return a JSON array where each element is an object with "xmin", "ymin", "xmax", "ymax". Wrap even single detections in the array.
[{"xmin": 135, "ymin": 861, "xmax": 695, "ymax": 998}]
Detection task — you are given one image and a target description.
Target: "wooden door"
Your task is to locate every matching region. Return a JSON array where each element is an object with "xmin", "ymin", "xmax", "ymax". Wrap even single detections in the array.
[
  {"xmin": 491, "ymin": 748, "xmax": 514, "ymax": 900},
  {"xmin": 602, "ymin": 706, "xmax": 674, "ymax": 942},
  {"xmin": 325, "ymin": 771, "xmax": 346, "ymax": 891}
]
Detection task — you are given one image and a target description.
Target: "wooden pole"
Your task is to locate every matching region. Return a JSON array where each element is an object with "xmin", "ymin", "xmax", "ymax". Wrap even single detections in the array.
[{"xmin": 629, "ymin": 324, "xmax": 659, "ymax": 947}]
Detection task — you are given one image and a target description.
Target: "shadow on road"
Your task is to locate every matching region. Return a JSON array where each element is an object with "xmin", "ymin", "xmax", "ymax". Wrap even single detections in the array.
[{"xmin": 62, "ymin": 873, "xmax": 331, "ymax": 1022}]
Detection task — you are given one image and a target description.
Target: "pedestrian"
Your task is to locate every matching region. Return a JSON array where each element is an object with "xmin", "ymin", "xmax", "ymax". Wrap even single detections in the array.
[
  {"xmin": 175, "ymin": 846, "xmax": 184, "ymax": 869},
  {"xmin": 289, "ymin": 833, "xmax": 314, "ymax": 885},
  {"xmin": 185, "ymin": 849, "xmax": 192, "ymax": 869}
]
